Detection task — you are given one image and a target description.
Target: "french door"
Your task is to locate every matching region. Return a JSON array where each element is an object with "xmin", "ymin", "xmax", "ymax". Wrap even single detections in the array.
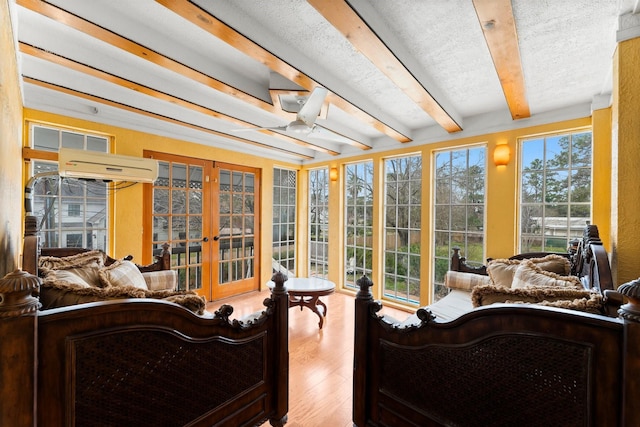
[
  {"xmin": 143, "ymin": 152, "xmax": 260, "ymax": 301},
  {"xmin": 212, "ymin": 162, "xmax": 260, "ymax": 299}
]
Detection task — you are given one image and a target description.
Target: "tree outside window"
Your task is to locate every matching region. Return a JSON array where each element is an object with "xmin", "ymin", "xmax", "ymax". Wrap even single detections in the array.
[
  {"xmin": 520, "ymin": 131, "xmax": 591, "ymax": 252},
  {"xmin": 433, "ymin": 147, "xmax": 486, "ymax": 301},
  {"xmin": 384, "ymin": 155, "xmax": 422, "ymax": 304}
]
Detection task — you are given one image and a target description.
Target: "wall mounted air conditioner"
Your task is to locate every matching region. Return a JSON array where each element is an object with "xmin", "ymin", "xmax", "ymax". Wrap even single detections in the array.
[{"xmin": 58, "ymin": 148, "xmax": 159, "ymax": 183}]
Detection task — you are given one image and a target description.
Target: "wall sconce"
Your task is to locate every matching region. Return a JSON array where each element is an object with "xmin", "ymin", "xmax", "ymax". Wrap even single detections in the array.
[
  {"xmin": 493, "ymin": 145, "xmax": 510, "ymax": 167},
  {"xmin": 329, "ymin": 167, "xmax": 338, "ymax": 182}
]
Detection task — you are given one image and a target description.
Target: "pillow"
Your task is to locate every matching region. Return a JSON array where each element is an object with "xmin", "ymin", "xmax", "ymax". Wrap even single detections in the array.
[
  {"xmin": 471, "ymin": 284, "xmax": 595, "ymax": 307},
  {"xmin": 444, "ymin": 270, "xmax": 492, "ymax": 291},
  {"xmin": 486, "ymin": 259, "xmax": 521, "ymax": 288},
  {"xmin": 511, "ymin": 260, "xmax": 582, "ymax": 289},
  {"xmin": 99, "ymin": 260, "xmax": 148, "ymax": 289},
  {"xmin": 530, "ymin": 254, "xmax": 571, "ymax": 275},
  {"xmin": 487, "ymin": 254, "xmax": 571, "ymax": 288},
  {"xmin": 39, "ymin": 250, "xmax": 105, "ymax": 271},
  {"xmin": 43, "ymin": 269, "xmax": 92, "ymax": 288},
  {"xmin": 62, "ymin": 265, "xmax": 103, "ymax": 287},
  {"xmin": 142, "ymin": 270, "xmax": 177, "ymax": 291}
]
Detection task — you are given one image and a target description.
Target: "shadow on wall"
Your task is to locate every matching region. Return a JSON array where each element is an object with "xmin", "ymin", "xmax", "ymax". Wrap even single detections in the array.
[{"xmin": 0, "ymin": 227, "xmax": 16, "ymax": 278}]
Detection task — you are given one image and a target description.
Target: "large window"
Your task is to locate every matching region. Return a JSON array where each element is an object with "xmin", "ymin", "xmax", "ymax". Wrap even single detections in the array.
[
  {"xmin": 344, "ymin": 161, "xmax": 373, "ymax": 288},
  {"xmin": 384, "ymin": 155, "xmax": 422, "ymax": 304},
  {"xmin": 272, "ymin": 168, "xmax": 297, "ymax": 276},
  {"xmin": 520, "ymin": 130, "xmax": 592, "ymax": 252},
  {"xmin": 433, "ymin": 147, "xmax": 486, "ymax": 301},
  {"xmin": 308, "ymin": 168, "xmax": 329, "ymax": 278},
  {"xmin": 30, "ymin": 124, "xmax": 109, "ymax": 250}
]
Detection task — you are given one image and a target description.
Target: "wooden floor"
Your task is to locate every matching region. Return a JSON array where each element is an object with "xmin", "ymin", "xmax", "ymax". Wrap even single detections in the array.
[{"xmin": 206, "ymin": 289, "xmax": 410, "ymax": 427}]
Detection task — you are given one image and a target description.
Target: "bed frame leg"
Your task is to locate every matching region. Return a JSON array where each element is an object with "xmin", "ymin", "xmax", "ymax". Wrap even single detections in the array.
[
  {"xmin": 617, "ymin": 278, "xmax": 640, "ymax": 426},
  {"xmin": 0, "ymin": 269, "xmax": 41, "ymax": 427},
  {"xmin": 353, "ymin": 275, "xmax": 374, "ymax": 427}
]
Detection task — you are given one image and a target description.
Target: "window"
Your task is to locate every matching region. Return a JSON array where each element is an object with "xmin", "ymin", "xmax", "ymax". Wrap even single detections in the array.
[
  {"xmin": 30, "ymin": 124, "xmax": 109, "ymax": 250},
  {"xmin": 308, "ymin": 168, "xmax": 329, "ymax": 278},
  {"xmin": 384, "ymin": 155, "xmax": 422, "ymax": 304},
  {"xmin": 272, "ymin": 168, "xmax": 297, "ymax": 276},
  {"xmin": 433, "ymin": 147, "xmax": 486, "ymax": 301},
  {"xmin": 520, "ymin": 130, "xmax": 592, "ymax": 252},
  {"xmin": 68, "ymin": 204, "xmax": 81, "ymax": 217},
  {"xmin": 344, "ymin": 161, "xmax": 373, "ymax": 288}
]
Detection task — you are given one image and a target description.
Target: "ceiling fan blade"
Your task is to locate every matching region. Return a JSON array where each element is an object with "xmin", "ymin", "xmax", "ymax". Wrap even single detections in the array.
[
  {"xmin": 233, "ymin": 125, "xmax": 287, "ymax": 132},
  {"xmin": 297, "ymin": 87, "xmax": 328, "ymax": 128}
]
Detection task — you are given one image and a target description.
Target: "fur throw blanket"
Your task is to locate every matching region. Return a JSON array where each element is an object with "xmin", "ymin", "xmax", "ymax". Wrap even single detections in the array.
[
  {"xmin": 40, "ymin": 279, "xmax": 206, "ymax": 315},
  {"xmin": 471, "ymin": 284, "xmax": 603, "ymax": 314}
]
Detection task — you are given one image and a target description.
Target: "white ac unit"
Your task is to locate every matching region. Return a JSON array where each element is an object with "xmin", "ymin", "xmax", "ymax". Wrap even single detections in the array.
[{"xmin": 58, "ymin": 148, "xmax": 159, "ymax": 183}]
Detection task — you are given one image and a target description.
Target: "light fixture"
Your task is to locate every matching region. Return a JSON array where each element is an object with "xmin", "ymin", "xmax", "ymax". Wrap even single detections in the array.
[
  {"xmin": 493, "ymin": 144, "xmax": 510, "ymax": 167},
  {"xmin": 329, "ymin": 167, "xmax": 338, "ymax": 182}
]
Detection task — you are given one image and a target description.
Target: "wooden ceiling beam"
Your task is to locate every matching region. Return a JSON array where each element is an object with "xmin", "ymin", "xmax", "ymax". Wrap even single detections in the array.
[
  {"xmin": 20, "ymin": 42, "xmax": 340, "ymax": 156},
  {"xmin": 472, "ymin": 0, "xmax": 530, "ymax": 120},
  {"xmin": 23, "ymin": 77, "xmax": 315, "ymax": 160},
  {"xmin": 19, "ymin": 0, "xmax": 376, "ymax": 150},
  {"xmin": 155, "ymin": 0, "xmax": 410, "ymax": 143},
  {"xmin": 308, "ymin": 0, "xmax": 462, "ymax": 133},
  {"xmin": 15, "ymin": 0, "xmax": 281, "ymax": 114}
]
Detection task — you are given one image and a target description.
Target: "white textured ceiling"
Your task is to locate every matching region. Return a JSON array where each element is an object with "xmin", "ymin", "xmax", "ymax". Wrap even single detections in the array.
[{"xmin": 13, "ymin": 0, "xmax": 634, "ymax": 163}]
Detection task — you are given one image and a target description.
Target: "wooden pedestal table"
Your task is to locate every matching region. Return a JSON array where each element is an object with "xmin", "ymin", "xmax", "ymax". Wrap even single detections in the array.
[{"xmin": 267, "ymin": 277, "xmax": 336, "ymax": 329}]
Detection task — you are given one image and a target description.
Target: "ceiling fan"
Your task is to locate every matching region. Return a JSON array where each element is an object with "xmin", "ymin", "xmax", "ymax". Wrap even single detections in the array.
[{"xmin": 236, "ymin": 87, "xmax": 328, "ymax": 135}]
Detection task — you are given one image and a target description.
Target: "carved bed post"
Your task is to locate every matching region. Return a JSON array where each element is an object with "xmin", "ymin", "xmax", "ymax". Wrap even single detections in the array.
[
  {"xmin": 616, "ymin": 278, "xmax": 640, "ymax": 426},
  {"xmin": 269, "ymin": 272, "xmax": 289, "ymax": 427},
  {"xmin": 22, "ymin": 215, "xmax": 39, "ymax": 276},
  {"xmin": 0, "ymin": 269, "xmax": 41, "ymax": 426},
  {"xmin": 353, "ymin": 275, "xmax": 374, "ymax": 427}
]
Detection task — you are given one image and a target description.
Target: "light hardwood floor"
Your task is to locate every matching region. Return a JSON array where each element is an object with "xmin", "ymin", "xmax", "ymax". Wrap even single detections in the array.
[{"xmin": 206, "ymin": 289, "xmax": 409, "ymax": 427}]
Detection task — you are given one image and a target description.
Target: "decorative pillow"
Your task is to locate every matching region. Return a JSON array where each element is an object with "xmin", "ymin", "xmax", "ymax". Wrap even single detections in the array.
[
  {"xmin": 471, "ymin": 284, "xmax": 595, "ymax": 307},
  {"xmin": 99, "ymin": 260, "xmax": 148, "ymax": 289},
  {"xmin": 444, "ymin": 270, "xmax": 491, "ymax": 291},
  {"xmin": 60, "ymin": 265, "xmax": 103, "ymax": 287},
  {"xmin": 39, "ymin": 250, "xmax": 105, "ymax": 271},
  {"xmin": 487, "ymin": 254, "xmax": 571, "ymax": 288},
  {"xmin": 486, "ymin": 259, "xmax": 521, "ymax": 288},
  {"xmin": 530, "ymin": 254, "xmax": 572, "ymax": 275},
  {"xmin": 43, "ymin": 269, "xmax": 92, "ymax": 288},
  {"xmin": 142, "ymin": 270, "xmax": 178, "ymax": 291},
  {"xmin": 511, "ymin": 260, "xmax": 582, "ymax": 289}
]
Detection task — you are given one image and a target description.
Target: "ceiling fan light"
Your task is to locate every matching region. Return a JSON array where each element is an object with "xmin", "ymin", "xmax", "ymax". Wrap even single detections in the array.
[{"xmin": 287, "ymin": 119, "xmax": 311, "ymax": 134}]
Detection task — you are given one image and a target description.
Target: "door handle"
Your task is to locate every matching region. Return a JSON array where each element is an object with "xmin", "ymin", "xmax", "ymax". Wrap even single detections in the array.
[
  {"xmin": 202, "ymin": 237, "xmax": 209, "ymax": 242},
  {"xmin": 213, "ymin": 236, "xmax": 220, "ymax": 241}
]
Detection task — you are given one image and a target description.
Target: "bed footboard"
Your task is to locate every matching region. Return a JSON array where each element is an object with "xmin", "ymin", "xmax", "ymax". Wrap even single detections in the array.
[
  {"xmin": 353, "ymin": 276, "xmax": 640, "ymax": 427},
  {"xmin": 0, "ymin": 271, "xmax": 289, "ymax": 427}
]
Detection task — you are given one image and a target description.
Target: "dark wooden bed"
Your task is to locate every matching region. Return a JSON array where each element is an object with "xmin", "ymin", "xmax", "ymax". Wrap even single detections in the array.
[
  {"xmin": 0, "ymin": 215, "xmax": 289, "ymax": 426},
  {"xmin": 352, "ymin": 225, "xmax": 640, "ymax": 426}
]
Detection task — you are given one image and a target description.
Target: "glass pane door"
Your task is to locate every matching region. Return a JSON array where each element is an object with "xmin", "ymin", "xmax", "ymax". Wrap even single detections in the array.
[
  {"xmin": 212, "ymin": 164, "xmax": 260, "ymax": 299},
  {"xmin": 146, "ymin": 154, "xmax": 211, "ymax": 297}
]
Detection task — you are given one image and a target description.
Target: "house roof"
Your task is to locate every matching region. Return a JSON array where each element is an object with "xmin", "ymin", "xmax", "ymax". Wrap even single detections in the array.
[{"xmin": 14, "ymin": 0, "xmax": 636, "ymax": 163}]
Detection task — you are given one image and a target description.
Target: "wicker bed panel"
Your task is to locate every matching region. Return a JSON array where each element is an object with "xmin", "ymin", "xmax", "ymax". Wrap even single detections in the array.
[
  {"xmin": 379, "ymin": 334, "xmax": 592, "ymax": 427},
  {"xmin": 68, "ymin": 329, "xmax": 266, "ymax": 426}
]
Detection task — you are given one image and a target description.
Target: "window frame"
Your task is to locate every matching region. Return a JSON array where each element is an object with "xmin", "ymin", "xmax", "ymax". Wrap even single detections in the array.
[
  {"xmin": 518, "ymin": 128, "xmax": 592, "ymax": 253},
  {"xmin": 272, "ymin": 167, "xmax": 298, "ymax": 277},
  {"xmin": 28, "ymin": 123, "xmax": 111, "ymax": 251},
  {"xmin": 432, "ymin": 145, "xmax": 487, "ymax": 302},
  {"xmin": 383, "ymin": 153, "xmax": 422, "ymax": 305},
  {"xmin": 308, "ymin": 167, "xmax": 330, "ymax": 278}
]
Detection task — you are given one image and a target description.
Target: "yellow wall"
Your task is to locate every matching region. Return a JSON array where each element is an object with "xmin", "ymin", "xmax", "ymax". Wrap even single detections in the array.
[
  {"xmin": 0, "ymin": 0, "xmax": 23, "ymax": 276},
  {"xmin": 592, "ymin": 106, "xmax": 612, "ymax": 250},
  {"xmin": 22, "ymin": 108, "xmax": 299, "ymax": 289},
  {"xmin": 611, "ymin": 36, "xmax": 640, "ymax": 285}
]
